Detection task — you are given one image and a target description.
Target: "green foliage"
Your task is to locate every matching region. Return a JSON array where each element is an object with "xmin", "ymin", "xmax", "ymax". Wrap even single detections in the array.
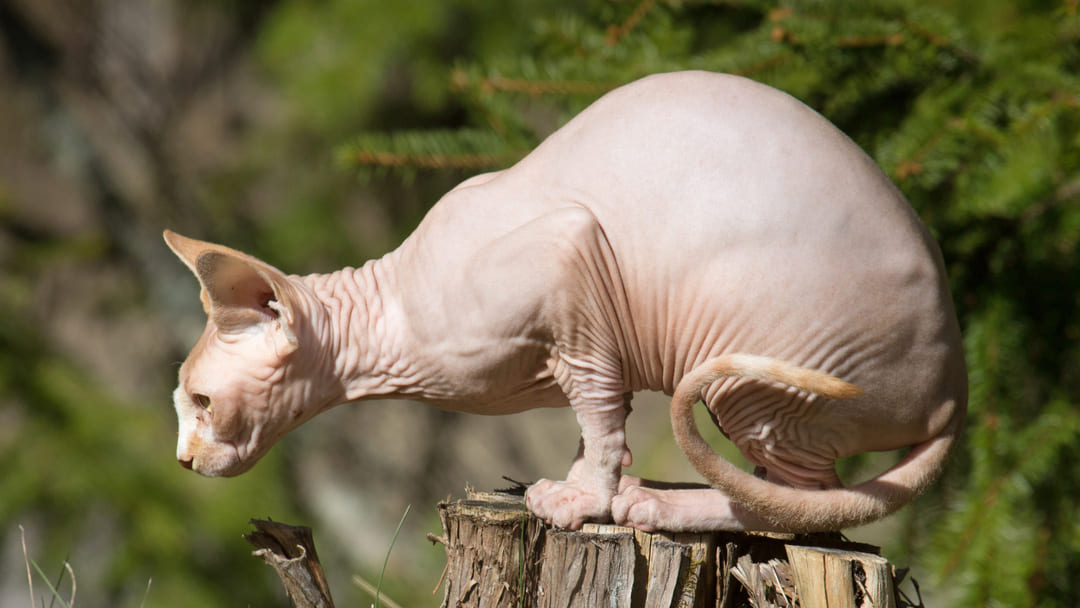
[{"xmin": 337, "ymin": 0, "xmax": 1080, "ymax": 604}]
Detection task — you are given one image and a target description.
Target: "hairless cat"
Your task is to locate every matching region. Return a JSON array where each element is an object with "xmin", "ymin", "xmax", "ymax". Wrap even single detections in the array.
[{"xmin": 166, "ymin": 71, "xmax": 966, "ymax": 533}]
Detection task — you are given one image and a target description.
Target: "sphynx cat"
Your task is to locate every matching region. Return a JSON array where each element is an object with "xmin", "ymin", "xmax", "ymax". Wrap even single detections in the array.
[{"xmin": 166, "ymin": 71, "xmax": 966, "ymax": 533}]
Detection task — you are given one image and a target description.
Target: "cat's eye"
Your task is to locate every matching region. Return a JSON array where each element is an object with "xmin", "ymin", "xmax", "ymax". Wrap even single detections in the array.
[{"xmin": 194, "ymin": 393, "xmax": 212, "ymax": 412}]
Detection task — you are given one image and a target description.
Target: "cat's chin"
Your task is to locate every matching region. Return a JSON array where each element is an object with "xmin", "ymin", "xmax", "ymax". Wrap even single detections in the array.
[{"xmin": 206, "ymin": 458, "xmax": 258, "ymax": 477}]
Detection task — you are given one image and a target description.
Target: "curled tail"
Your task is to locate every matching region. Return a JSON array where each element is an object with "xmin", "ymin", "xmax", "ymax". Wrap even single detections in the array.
[{"xmin": 671, "ymin": 354, "xmax": 963, "ymax": 532}]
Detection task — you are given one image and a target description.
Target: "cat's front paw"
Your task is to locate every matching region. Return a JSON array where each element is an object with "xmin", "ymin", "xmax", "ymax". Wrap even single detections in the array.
[{"xmin": 526, "ymin": 478, "xmax": 614, "ymax": 529}]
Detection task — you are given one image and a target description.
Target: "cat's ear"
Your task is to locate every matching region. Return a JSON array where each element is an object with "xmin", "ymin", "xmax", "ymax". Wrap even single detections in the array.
[
  {"xmin": 163, "ymin": 230, "xmax": 214, "ymax": 314},
  {"xmin": 164, "ymin": 230, "xmax": 300, "ymax": 353}
]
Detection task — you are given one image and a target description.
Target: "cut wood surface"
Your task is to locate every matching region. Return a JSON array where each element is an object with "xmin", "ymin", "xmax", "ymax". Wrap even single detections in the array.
[
  {"xmin": 434, "ymin": 489, "xmax": 908, "ymax": 608},
  {"xmin": 785, "ymin": 545, "xmax": 896, "ymax": 608}
]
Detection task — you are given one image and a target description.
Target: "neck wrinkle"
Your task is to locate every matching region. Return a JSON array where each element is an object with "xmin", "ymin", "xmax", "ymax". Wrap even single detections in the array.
[{"xmin": 303, "ymin": 258, "xmax": 413, "ymax": 403}]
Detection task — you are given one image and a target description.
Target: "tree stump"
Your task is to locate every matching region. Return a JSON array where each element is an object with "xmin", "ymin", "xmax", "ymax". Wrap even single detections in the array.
[{"xmin": 432, "ymin": 489, "xmax": 904, "ymax": 608}]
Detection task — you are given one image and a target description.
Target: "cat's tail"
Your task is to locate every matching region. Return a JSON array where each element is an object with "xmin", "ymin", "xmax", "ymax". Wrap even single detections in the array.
[{"xmin": 670, "ymin": 353, "xmax": 963, "ymax": 532}]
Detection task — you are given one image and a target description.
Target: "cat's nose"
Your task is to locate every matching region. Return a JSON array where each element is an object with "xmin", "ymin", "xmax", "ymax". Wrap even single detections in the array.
[{"xmin": 178, "ymin": 457, "xmax": 194, "ymax": 470}]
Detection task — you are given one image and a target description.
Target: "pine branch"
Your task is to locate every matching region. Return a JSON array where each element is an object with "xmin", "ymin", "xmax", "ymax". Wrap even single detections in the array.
[
  {"xmin": 450, "ymin": 67, "xmax": 619, "ymax": 98},
  {"xmin": 337, "ymin": 129, "xmax": 528, "ymax": 176},
  {"xmin": 605, "ymin": 0, "xmax": 656, "ymax": 47}
]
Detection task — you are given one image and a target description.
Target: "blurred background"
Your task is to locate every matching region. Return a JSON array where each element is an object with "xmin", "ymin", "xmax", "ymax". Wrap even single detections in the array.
[{"xmin": 1, "ymin": 0, "xmax": 1078, "ymax": 606}]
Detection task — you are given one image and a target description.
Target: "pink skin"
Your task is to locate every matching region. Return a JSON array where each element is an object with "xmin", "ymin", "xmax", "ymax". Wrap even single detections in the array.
[{"xmin": 167, "ymin": 71, "xmax": 966, "ymax": 532}]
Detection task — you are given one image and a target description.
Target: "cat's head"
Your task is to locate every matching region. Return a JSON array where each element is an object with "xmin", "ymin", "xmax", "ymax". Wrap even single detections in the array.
[{"xmin": 164, "ymin": 231, "xmax": 336, "ymax": 476}]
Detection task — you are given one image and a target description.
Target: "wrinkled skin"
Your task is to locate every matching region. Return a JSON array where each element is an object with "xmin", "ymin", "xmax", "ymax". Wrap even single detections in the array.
[{"xmin": 168, "ymin": 71, "xmax": 966, "ymax": 532}]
